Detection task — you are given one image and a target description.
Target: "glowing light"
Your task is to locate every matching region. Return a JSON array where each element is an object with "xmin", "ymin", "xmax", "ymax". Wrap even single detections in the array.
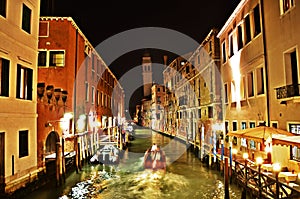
[
  {"xmin": 243, "ymin": 152, "xmax": 248, "ymax": 159},
  {"xmin": 256, "ymin": 157, "xmax": 263, "ymax": 165},
  {"xmin": 63, "ymin": 112, "xmax": 73, "ymax": 120},
  {"xmin": 232, "ymin": 148, "xmax": 238, "ymax": 155},
  {"xmin": 273, "ymin": 163, "xmax": 281, "ymax": 172}
]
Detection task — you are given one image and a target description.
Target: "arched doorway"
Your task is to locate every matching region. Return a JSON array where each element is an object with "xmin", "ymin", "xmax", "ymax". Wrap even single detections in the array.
[
  {"xmin": 45, "ymin": 131, "xmax": 59, "ymax": 176},
  {"xmin": 45, "ymin": 131, "xmax": 59, "ymax": 154}
]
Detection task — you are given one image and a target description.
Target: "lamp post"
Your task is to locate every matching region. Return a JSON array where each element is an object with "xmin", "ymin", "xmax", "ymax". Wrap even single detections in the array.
[
  {"xmin": 256, "ymin": 157, "xmax": 263, "ymax": 198},
  {"xmin": 273, "ymin": 163, "xmax": 281, "ymax": 199},
  {"xmin": 241, "ymin": 152, "xmax": 248, "ymax": 199}
]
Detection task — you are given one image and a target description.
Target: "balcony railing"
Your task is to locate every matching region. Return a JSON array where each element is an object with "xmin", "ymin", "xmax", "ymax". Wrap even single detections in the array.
[{"xmin": 275, "ymin": 84, "xmax": 300, "ymax": 99}]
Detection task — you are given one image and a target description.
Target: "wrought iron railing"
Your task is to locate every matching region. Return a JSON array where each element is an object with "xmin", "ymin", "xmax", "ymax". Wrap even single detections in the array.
[{"xmin": 275, "ymin": 84, "xmax": 300, "ymax": 99}]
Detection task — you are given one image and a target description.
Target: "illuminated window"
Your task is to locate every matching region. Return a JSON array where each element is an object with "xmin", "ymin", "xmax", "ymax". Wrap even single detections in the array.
[
  {"xmin": 16, "ymin": 65, "xmax": 33, "ymax": 100},
  {"xmin": 0, "ymin": 58, "xmax": 9, "ymax": 97},
  {"xmin": 22, "ymin": 4, "xmax": 31, "ymax": 34},
  {"xmin": 0, "ymin": 0, "xmax": 6, "ymax": 18},
  {"xmin": 249, "ymin": 140, "xmax": 256, "ymax": 149},
  {"xmin": 38, "ymin": 50, "xmax": 65, "ymax": 67},
  {"xmin": 19, "ymin": 130, "xmax": 28, "ymax": 158},
  {"xmin": 249, "ymin": 122, "xmax": 255, "ymax": 128},
  {"xmin": 280, "ymin": 0, "xmax": 295, "ymax": 14},
  {"xmin": 50, "ymin": 51, "xmax": 64, "ymax": 67},
  {"xmin": 241, "ymin": 122, "xmax": 247, "ymax": 129}
]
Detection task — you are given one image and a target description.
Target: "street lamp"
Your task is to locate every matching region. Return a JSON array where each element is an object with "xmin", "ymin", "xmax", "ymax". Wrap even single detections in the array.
[
  {"xmin": 256, "ymin": 157, "xmax": 264, "ymax": 198},
  {"xmin": 242, "ymin": 152, "xmax": 248, "ymax": 198},
  {"xmin": 273, "ymin": 163, "xmax": 281, "ymax": 199}
]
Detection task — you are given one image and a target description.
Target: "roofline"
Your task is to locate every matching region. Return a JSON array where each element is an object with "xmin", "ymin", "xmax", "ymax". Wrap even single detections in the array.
[
  {"xmin": 217, "ymin": 0, "xmax": 249, "ymax": 38},
  {"xmin": 40, "ymin": 17, "xmax": 124, "ymax": 91}
]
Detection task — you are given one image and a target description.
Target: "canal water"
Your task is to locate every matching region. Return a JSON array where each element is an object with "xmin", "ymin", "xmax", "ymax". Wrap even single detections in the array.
[{"xmin": 24, "ymin": 128, "xmax": 242, "ymax": 199}]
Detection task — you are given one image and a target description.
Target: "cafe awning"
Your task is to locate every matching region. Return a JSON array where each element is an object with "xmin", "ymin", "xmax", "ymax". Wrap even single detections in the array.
[
  {"xmin": 227, "ymin": 126, "xmax": 294, "ymax": 142},
  {"xmin": 273, "ymin": 135, "xmax": 300, "ymax": 148}
]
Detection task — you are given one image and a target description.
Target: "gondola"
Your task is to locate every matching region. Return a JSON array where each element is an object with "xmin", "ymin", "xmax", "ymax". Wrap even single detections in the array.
[{"xmin": 143, "ymin": 144, "xmax": 166, "ymax": 171}]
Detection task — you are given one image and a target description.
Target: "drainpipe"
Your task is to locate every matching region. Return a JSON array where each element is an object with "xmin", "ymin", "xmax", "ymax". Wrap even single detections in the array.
[{"xmin": 260, "ymin": 0, "xmax": 271, "ymax": 126}]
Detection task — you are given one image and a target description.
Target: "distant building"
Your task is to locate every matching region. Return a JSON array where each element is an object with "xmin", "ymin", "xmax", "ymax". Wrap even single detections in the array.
[
  {"xmin": 151, "ymin": 84, "xmax": 166, "ymax": 132},
  {"xmin": 142, "ymin": 52, "xmax": 153, "ymax": 98},
  {"xmin": 0, "ymin": 0, "xmax": 41, "ymax": 193}
]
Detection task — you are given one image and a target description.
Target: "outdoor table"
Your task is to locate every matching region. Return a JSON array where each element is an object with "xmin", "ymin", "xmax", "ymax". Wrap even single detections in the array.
[
  {"xmin": 279, "ymin": 172, "xmax": 298, "ymax": 182},
  {"xmin": 262, "ymin": 164, "xmax": 273, "ymax": 172}
]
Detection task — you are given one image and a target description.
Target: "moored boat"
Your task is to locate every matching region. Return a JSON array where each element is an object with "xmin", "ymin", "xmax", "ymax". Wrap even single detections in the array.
[{"xmin": 143, "ymin": 144, "xmax": 166, "ymax": 171}]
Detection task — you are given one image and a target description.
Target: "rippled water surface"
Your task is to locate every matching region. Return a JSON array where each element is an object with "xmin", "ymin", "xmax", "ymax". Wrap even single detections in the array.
[{"xmin": 25, "ymin": 129, "xmax": 242, "ymax": 199}]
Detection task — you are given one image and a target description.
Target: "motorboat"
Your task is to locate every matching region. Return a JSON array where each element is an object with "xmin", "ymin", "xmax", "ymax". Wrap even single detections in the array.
[{"xmin": 143, "ymin": 144, "xmax": 166, "ymax": 171}]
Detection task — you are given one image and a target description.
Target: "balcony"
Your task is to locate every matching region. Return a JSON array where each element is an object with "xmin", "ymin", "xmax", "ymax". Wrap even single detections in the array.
[{"xmin": 275, "ymin": 84, "xmax": 300, "ymax": 102}]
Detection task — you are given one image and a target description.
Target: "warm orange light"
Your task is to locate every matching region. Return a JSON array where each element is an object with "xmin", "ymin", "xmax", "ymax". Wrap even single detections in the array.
[
  {"xmin": 273, "ymin": 163, "xmax": 281, "ymax": 172},
  {"xmin": 232, "ymin": 148, "xmax": 238, "ymax": 155},
  {"xmin": 243, "ymin": 152, "xmax": 248, "ymax": 159},
  {"xmin": 256, "ymin": 157, "xmax": 263, "ymax": 165}
]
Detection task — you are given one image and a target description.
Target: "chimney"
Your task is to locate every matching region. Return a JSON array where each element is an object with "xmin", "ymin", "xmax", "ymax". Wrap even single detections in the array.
[{"xmin": 163, "ymin": 55, "xmax": 168, "ymax": 68}]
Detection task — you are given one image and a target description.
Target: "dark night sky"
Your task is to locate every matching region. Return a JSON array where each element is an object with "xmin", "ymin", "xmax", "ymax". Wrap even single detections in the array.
[{"xmin": 41, "ymin": 0, "xmax": 240, "ymax": 117}]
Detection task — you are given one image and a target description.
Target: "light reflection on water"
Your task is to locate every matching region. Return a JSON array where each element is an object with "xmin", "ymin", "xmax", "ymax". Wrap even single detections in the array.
[
  {"xmin": 26, "ymin": 130, "xmax": 242, "ymax": 199},
  {"xmin": 61, "ymin": 130, "xmax": 242, "ymax": 199}
]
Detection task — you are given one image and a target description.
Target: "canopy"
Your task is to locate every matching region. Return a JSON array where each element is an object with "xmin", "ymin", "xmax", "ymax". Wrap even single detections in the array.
[
  {"xmin": 273, "ymin": 135, "xmax": 300, "ymax": 148},
  {"xmin": 227, "ymin": 126, "xmax": 294, "ymax": 142}
]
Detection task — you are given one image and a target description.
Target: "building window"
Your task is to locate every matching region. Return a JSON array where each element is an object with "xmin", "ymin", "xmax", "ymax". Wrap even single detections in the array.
[
  {"xmin": 19, "ymin": 130, "xmax": 28, "ymax": 158},
  {"xmin": 222, "ymin": 41, "xmax": 226, "ymax": 63},
  {"xmin": 284, "ymin": 49, "xmax": 298, "ymax": 88},
  {"xmin": 49, "ymin": 51, "xmax": 65, "ymax": 67},
  {"xmin": 253, "ymin": 4, "xmax": 261, "ymax": 37},
  {"xmin": 198, "ymin": 108, "xmax": 201, "ymax": 118},
  {"xmin": 96, "ymin": 89, "xmax": 100, "ymax": 106},
  {"xmin": 224, "ymin": 83, "xmax": 228, "ymax": 103},
  {"xmin": 91, "ymin": 86, "xmax": 95, "ymax": 104},
  {"xmin": 22, "ymin": 4, "xmax": 31, "ymax": 34},
  {"xmin": 229, "ymin": 32, "xmax": 234, "ymax": 58},
  {"xmin": 0, "ymin": 0, "xmax": 6, "ymax": 18},
  {"xmin": 249, "ymin": 122, "xmax": 256, "ymax": 128},
  {"xmin": 208, "ymin": 106, "xmax": 213, "ymax": 118},
  {"xmin": 231, "ymin": 80, "xmax": 236, "ymax": 102},
  {"xmin": 38, "ymin": 51, "xmax": 47, "ymax": 66},
  {"xmin": 16, "ymin": 65, "xmax": 33, "ymax": 100},
  {"xmin": 85, "ymin": 82, "xmax": 89, "ymax": 102},
  {"xmin": 38, "ymin": 50, "xmax": 65, "ymax": 67},
  {"xmin": 249, "ymin": 140, "xmax": 256, "ymax": 149},
  {"xmin": 247, "ymin": 71, "xmax": 254, "ymax": 97},
  {"xmin": 244, "ymin": 15, "xmax": 251, "ymax": 44},
  {"xmin": 290, "ymin": 124, "xmax": 300, "ymax": 161},
  {"xmin": 240, "ymin": 76, "xmax": 246, "ymax": 100},
  {"xmin": 0, "ymin": 58, "xmax": 9, "ymax": 97},
  {"xmin": 280, "ymin": 0, "xmax": 295, "ymax": 14},
  {"xmin": 232, "ymin": 121, "xmax": 237, "ymax": 131},
  {"xmin": 237, "ymin": 25, "xmax": 243, "ymax": 51},
  {"xmin": 241, "ymin": 122, "xmax": 247, "ymax": 129},
  {"xmin": 257, "ymin": 67, "xmax": 265, "ymax": 95}
]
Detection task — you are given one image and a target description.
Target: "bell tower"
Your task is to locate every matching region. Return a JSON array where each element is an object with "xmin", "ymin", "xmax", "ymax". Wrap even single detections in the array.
[{"xmin": 142, "ymin": 52, "xmax": 152, "ymax": 97}]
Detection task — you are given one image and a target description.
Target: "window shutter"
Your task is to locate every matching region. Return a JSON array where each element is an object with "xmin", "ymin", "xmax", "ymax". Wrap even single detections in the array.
[
  {"xmin": 27, "ymin": 68, "xmax": 33, "ymax": 100},
  {"xmin": 16, "ymin": 64, "xmax": 21, "ymax": 98}
]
